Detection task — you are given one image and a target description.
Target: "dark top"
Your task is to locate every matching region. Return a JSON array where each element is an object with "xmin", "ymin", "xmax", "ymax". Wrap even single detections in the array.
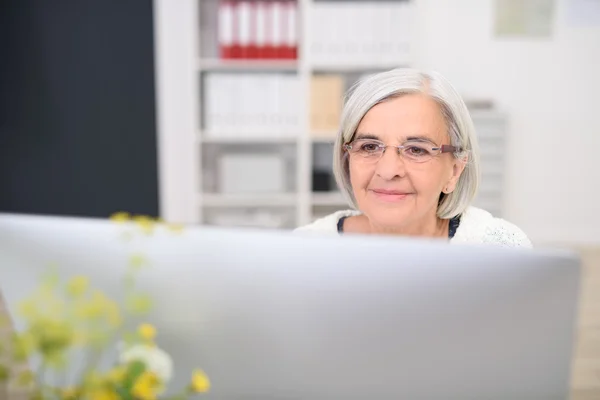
[{"xmin": 337, "ymin": 215, "xmax": 462, "ymax": 239}]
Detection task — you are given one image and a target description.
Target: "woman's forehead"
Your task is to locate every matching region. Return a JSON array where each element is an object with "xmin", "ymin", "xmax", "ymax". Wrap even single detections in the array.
[{"xmin": 356, "ymin": 94, "xmax": 449, "ymax": 143}]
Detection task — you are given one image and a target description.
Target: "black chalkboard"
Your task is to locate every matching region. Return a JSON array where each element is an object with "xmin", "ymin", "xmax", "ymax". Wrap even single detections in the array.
[{"xmin": 0, "ymin": 0, "xmax": 159, "ymax": 219}]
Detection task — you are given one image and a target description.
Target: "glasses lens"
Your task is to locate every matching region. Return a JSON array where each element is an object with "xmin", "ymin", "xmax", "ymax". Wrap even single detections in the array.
[
  {"xmin": 401, "ymin": 142, "xmax": 435, "ymax": 162},
  {"xmin": 347, "ymin": 140, "xmax": 437, "ymax": 163},
  {"xmin": 350, "ymin": 139, "xmax": 383, "ymax": 161}
]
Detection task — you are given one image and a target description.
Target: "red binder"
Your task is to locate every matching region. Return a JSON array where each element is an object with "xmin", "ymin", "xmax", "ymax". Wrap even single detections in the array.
[
  {"xmin": 218, "ymin": 0, "xmax": 234, "ymax": 59},
  {"xmin": 267, "ymin": 1, "xmax": 284, "ymax": 59},
  {"xmin": 283, "ymin": 1, "xmax": 298, "ymax": 59},
  {"xmin": 247, "ymin": 1, "xmax": 259, "ymax": 59},
  {"xmin": 230, "ymin": 1, "xmax": 242, "ymax": 58},
  {"xmin": 255, "ymin": 1, "xmax": 267, "ymax": 59},
  {"xmin": 237, "ymin": 1, "xmax": 251, "ymax": 59}
]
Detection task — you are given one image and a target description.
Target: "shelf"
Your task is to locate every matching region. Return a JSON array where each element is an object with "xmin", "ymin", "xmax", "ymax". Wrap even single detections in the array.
[
  {"xmin": 198, "ymin": 58, "xmax": 298, "ymax": 72},
  {"xmin": 312, "ymin": 192, "xmax": 347, "ymax": 207},
  {"xmin": 311, "ymin": 64, "xmax": 409, "ymax": 73},
  {"xmin": 199, "ymin": 59, "xmax": 406, "ymax": 74},
  {"xmin": 200, "ymin": 193, "xmax": 298, "ymax": 208},
  {"xmin": 199, "ymin": 133, "xmax": 300, "ymax": 144}
]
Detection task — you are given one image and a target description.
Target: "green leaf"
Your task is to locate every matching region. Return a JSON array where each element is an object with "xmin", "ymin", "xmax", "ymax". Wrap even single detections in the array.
[
  {"xmin": 15, "ymin": 370, "xmax": 34, "ymax": 387},
  {"xmin": 0, "ymin": 364, "xmax": 10, "ymax": 381},
  {"xmin": 163, "ymin": 394, "xmax": 187, "ymax": 400},
  {"xmin": 29, "ymin": 389, "xmax": 44, "ymax": 400},
  {"xmin": 122, "ymin": 360, "xmax": 147, "ymax": 391},
  {"xmin": 116, "ymin": 385, "xmax": 134, "ymax": 400}
]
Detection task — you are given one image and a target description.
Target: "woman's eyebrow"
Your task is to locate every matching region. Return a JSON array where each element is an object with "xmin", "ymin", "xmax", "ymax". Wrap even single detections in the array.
[
  {"xmin": 354, "ymin": 133, "xmax": 439, "ymax": 145},
  {"xmin": 354, "ymin": 133, "xmax": 381, "ymax": 141},
  {"xmin": 405, "ymin": 135, "xmax": 438, "ymax": 145}
]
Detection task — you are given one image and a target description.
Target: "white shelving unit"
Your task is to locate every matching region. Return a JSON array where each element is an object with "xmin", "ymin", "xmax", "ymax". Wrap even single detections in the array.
[{"xmin": 153, "ymin": 0, "xmax": 507, "ymax": 228}]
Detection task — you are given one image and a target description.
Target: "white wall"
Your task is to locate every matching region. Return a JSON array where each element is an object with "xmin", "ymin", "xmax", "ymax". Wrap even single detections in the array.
[
  {"xmin": 414, "ymin": 0, "xmax": 600, "ymax": 245},
  {"xmin": 153, "ymin": 0, "xmax": 200, "ymax": 224}
]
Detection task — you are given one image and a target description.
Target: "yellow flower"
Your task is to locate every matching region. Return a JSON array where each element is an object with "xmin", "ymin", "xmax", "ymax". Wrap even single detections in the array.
[
  {"xmin": 129, "ymin": 253, "xmax": 148, "ymax": 270},
  {"xmin": 132, "ymin": 371, "xmax": 160, "ymax": 400},
  {"xmin": 19, "ymin": 283, "xmax": 67, "ymax": 322},
  {"xmin": 60, "ymin": 386, "xmax": 77, "ymax": 399},
  {"xmin": 18, "ymin": 299, "xmax": 39, "ymax": 320},
  {"xmin": 75, "ymin": 290, "xmax": 121, "ymax": 327},
  {"xmin": 120, "ymin": 345, "xmax": 173, "ymax": 383},
  {"xmin": 132, "ymin": 215, "xmax": 155, "ymax": 235},
  {"xmin": 110, "ymin": 212, "xmax": 130, "ymax": 223},
  {"xmin": 74, "ymin": 293, "xmax": 104, "ymax": 320},
  {"xmin": 83, "ymin": 370, "xmax": 103, "ymax": 387},
  {"xmin": 138, "ymin": 323, "xmax": 156, "ymax": 342},
  {"xmin": 166, "ymin": 223, "xmax": 184, "ymax": 234},
  {"xmin": 12, "ymin": 332, "xmax": 35, "ymax": 361},
  {"xmin": 106, "ymin": 366, "xmax": 127, "ymax": 383},
  {"xmin": 88, "ymin": 388, "xmax": 119, "ymax": 400},
  {"xmin": 126, "ymin": 293, "xmax": 153, "ymax": 314},
  {"xmin": 66, "ymin": 276, "xmax": 89, "ymax": 297},
  {"xmin": 191, "ymin": 369, "xmax": 210, "ymax": 393},
  {"xmin": 29, "ymin": 319, "xmax": 73, "ymax": 365}
]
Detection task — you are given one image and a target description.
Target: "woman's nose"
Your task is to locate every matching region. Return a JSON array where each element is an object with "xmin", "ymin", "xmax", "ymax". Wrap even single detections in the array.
[{"xmin": 374, "ymin": 147, "xmax": 407, "ymax": 180}]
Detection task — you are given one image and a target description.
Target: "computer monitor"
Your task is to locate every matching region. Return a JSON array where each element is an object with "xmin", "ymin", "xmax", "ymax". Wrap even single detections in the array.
[{"xmin": 0, "ymin": 212, "xmax": 581, "ymax": 399}]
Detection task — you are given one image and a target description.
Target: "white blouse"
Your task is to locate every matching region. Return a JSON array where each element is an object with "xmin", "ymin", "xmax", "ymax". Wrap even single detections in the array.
[{"xmin": 295, "ymin": 206, "xmax": 533, "ymax": 248}]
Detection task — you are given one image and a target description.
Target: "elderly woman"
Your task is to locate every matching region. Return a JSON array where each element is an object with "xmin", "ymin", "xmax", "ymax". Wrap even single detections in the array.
[{"xmin": 297, "ymin": 68, "xmax": 531, "ymax": 247}]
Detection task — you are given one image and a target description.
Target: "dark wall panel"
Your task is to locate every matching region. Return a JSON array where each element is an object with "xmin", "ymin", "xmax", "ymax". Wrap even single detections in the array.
[{"xmin": 0, "ymin": 0, "xmax": 159, "ymax": 219}]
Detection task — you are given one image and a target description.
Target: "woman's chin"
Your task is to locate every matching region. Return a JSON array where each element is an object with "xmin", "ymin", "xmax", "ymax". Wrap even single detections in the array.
[{"xmin": 363, "ymin": 208, "xmax": 415, "ymax": 230}]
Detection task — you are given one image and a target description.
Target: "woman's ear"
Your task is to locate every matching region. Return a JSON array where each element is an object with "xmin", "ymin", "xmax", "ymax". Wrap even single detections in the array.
[{"xmin": 445, "ymin": 154, "xmax": 468, "ymax": 193}]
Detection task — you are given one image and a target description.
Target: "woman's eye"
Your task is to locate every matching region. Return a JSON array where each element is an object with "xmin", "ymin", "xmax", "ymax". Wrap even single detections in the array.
[
  {"xmin": 361, "ymin": 144, "xmax": 379, "ymax": 152},
  {"xmin": 407, "ymin": 146, "xmax": 429, "ymax": 156}
]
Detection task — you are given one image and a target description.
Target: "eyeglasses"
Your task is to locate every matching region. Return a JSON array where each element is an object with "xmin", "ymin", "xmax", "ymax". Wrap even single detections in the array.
[{"xmin": 343, "ymin": 139, "xmax": 460, "ymax": 163}]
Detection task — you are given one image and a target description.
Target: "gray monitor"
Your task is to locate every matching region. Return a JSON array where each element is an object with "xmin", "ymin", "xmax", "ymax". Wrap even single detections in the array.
[{"xmin": 0, "ymin": 213, "xmax": 581, "ymax": 400}]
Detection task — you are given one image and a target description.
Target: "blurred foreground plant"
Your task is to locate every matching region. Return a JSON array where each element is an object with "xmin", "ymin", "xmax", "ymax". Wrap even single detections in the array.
[{"xmin": 0, "ymin": 213, "xmax": 209, "ymax": 400}]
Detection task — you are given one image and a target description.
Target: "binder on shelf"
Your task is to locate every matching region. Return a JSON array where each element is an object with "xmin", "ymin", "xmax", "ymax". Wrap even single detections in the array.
[
  {"xmin": 309, "ymin": 1, "xmax": 413, "ymax": 68},
  {"xmin": 283, "ymin": 0, "xmax": 298, "ymax": 59},
  {"xmin": 254, "ymin": 1, "xmax": 267, "ymax": 59},
  {"xmin": 267, "ymin": 1, "xmax": 283, "ymax": 59},
  {"xmin": 218, "ymin": 0, "xmax": 234, "ymax": 59},
  {"xmin": 310, "ymin": 74, "xmax": 344, "ymax": 135},
  {"xmin": 217, "ymin": 0, "xmax": 298, "ymax": 60},
  {"xmin": 230, "ymin": 1, "xmax": 242, "ymax": 58},
  {"xmin": 237, "ymin": 1, "xmax": 251, "ymax": 59},
  {"xmin": 204, "ymin": 73, "xmax": 302, "ymax": 138}
]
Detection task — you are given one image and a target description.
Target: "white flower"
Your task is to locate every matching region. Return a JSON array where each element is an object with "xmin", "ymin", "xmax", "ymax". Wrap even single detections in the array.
[{"xmin": 119, "ymin": 344, "xmax": 173, "ymax": 383}]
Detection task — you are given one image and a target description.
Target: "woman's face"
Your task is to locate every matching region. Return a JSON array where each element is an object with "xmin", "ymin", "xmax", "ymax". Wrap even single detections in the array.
[{"xmin": 347, "ymin": 94, "xmax": 465, "ymax": 230}]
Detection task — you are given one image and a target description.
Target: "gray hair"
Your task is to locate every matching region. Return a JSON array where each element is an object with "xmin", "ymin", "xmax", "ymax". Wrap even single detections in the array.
[{"xmin": 333, "ymin": 68, "xmax": 481, "ymax": 219}]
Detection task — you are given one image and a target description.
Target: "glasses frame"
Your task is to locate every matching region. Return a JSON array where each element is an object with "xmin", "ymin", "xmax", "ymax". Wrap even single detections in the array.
[{"xmin": 343, "ymin": 139, "xmax": 461, "ymax": 163}]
